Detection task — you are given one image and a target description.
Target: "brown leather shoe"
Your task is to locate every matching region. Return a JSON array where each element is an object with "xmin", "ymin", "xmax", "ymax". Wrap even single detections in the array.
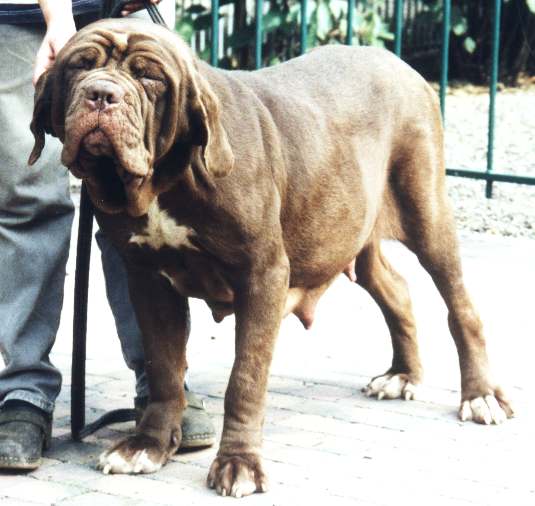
[
  {"xmin": 0, "ymin": 402, "xmax": 51, "ymax": 470},
  {"xmin": 135, "ymin": 391, "xmax": 216, "ymax": 450}
]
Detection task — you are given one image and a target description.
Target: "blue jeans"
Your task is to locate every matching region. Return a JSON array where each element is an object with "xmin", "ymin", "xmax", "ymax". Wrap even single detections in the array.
[
  {"xmin": 0, "ymin": 22, "xmax": 148, "ymax": 414},
  {"xmin": 95, "ymin": 231, "xmax": 148, "ymax": 400}
]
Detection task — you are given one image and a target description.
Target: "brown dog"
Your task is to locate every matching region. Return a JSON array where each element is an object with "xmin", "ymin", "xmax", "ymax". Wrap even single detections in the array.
[{"xmin": 29, "ymin": 18, "xmax": 513, "ymax": 497}]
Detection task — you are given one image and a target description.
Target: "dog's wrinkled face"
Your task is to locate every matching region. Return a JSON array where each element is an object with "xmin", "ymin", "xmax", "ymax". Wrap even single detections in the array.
[{"xmin": 29, "ymin": 18, "xmax": 233, "ymax": 217}]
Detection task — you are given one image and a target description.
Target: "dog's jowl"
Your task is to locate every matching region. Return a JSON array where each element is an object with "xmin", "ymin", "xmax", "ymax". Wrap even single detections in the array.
[{"xmin": 29, "ymin": 18, "xmax": 513, "ymax": 497}]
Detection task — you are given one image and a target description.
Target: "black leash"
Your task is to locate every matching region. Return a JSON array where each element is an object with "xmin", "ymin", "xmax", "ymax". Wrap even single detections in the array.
[
  {"xmin": 102, "ymin": 0, "xmax": 167, "ymax": 25},
  {"xmin": 71, "ymin": 0, "xmax": 167, "ymax": 441},
  {"xmin": 140, "ymin": 0, "xmax": 167, "ymax": 25}
]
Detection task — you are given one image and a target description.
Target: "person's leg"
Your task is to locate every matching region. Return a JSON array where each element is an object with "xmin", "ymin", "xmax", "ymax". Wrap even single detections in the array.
[
  {"xmin": 95, "ymin": 231, "xmax": 148, "ymax": 399},
  {"xmin": 0, "ymin": 23, "xmax": 74, "ymax": 469}
]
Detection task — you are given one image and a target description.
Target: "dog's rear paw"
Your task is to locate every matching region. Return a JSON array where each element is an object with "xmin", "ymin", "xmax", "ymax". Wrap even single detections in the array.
[
  {"xmin": 459, "ymin": 391, "xmax": 514, "ymax": 425},
  {"xmin": 97, "ymin": 434, "xmax": 173, "ymax": 474},
  {"xmin": 363, "ymin": 373, "xmax": 419, "ymax": 401},
  {"xmin": 207, "ymin": 453, "xmax": 268, "ymax": 498}
]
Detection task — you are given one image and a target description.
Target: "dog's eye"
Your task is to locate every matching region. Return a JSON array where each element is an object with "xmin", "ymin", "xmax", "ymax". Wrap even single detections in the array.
[
  {"xmin": 68, "ymin": 56, "xmax": 95, "ymax": 71},
  {"xmin": 133, "ymin": 68, "xmax": 163, "ymax": 83},
  {"xmin": 141, "ymin": 74, "xmax": 163, "ymax": 83},
  {"xmin": 132, "ymin": 67, "xmax": 146, "ymax": 79},
  {"xmin": 130, "ymin": 59, "xmax": 148, "ymax": 79},
  {"xmin": 130, "ymin": 57, "xmax": 164, "ymax": 82}
]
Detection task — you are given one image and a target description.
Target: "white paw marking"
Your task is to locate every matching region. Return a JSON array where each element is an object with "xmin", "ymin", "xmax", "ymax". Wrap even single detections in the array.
[
  {"xmin": 208, "ymin": 459, "xmax": 268, "ymax": 498},
  {"xmin": 230, "ymin": 479, "xmax": 257, "ymax": 499},
  {"xmin": 459, "ymin": 395, "xmax": 508, "ymax": 425},
  {"xmin": 129, "ymin": 201, "xmax": 197, "ymax": 251},
  {"xmin": 230, "ymin": 466, "xmax": 259, "ymax": 498},
  {"xmin": 363, "ymin": 374, "xmax": 418, "ymax": 400},
  {"xmin": 98, "ymin": 448, "xmax": 162, "ymax": 475},
  {"xmin": 215, "ymin": 478, "xmax": 258, "ymax": 498}
]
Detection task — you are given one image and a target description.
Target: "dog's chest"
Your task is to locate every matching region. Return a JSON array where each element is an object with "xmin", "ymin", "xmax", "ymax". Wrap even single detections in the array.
[
  {"xmin": 128, "ymin": 201, "xmax": 233, "ymax": 305},
  {"xmin": 129, "ymin": 201, "xmax": 197, "ymax": 252}
]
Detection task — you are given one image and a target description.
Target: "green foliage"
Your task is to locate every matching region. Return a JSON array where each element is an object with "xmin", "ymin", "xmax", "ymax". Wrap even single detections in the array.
[
  {"xmin": 301, "ymin": 0, "xmax": 393, "ymax": 47},
  {"xmin": 175, "ymin": 0, "xmax": 535, "ymax": 80},
  {"xmin": 352, "ymin": 1, "xmax": 393, "ymax": 46},
  {"xmin": 514, "ymin": 0, "xmax": 535, "ymax": 13},
  {"xmin": 175, "ymin": 0, "xmax": 393, "ymax": 68},
  {"xmin": 448, "ymin": 0, "xmax": 535, "ymax": 58},
  {"xmin": 463, "ymin": 36, "xmax": 476, "ymax": 54},
  {"xmin": 175, "ymin": 4, "xmax": 209, "ymax": 41}
]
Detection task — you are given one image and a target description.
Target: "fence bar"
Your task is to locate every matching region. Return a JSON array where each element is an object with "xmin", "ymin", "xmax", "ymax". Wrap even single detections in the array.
[
  {"xmin": 394, "ymin": 0, "xmax": 403, "ymax": 57},
  {"xmin": 210, "ymin": 0, "xmax": 219, "ymax": 67},
  {"xmin": 255, "ymin": 0, "xmax": 263, "ymax": 69},
  {"xmin": 300, "ymin": 0, "xmax": 307, "ymax": 54},
  {"xmin": 446, "ymin": 168, "xmax": 535, "ymax": 186},
  {"xmin": 346, "ymin": 0, "xmax": 355, "ymax": 45},
  {"xmin": 486, "ymin": 0, "xmax": 502, "ymax": 198},
  {"xmin": 439, "ymin": 0, "xmax": 451, "ymax": 121}
]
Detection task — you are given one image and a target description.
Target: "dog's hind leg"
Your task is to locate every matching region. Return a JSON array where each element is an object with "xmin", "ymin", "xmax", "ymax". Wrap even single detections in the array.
[
  {"xmin": 356, "ymin": 240, "xmax": 423, "ymax": 401},
  {"xmin": 392, "ymin": 134, "xmax": 514, "ymax": 424}
]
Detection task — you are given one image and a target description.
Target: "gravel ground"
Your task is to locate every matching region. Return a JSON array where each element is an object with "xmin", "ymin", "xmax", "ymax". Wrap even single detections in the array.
[
  {"xmin": 444, "ymin": 85, "xmax": 535, "ymax": 239},
  {"xmin": 70, "ymin": 85, "xmax": 535, "ymax": 239}
]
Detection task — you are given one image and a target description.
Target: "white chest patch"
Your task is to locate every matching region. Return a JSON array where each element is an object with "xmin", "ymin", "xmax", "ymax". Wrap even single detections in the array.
[{"xmin": 129, "ymin": 201, "xmax": 197, "ymax": 251}]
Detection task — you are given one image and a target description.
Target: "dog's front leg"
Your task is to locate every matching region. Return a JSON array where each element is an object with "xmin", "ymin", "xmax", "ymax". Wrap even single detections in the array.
[
  {"xmin": 97, "ymin": 269, "xmax": 189, "ymax": 474},
  {"xmin": 208, "ymin": 255, "xmax": 290, "ymax": 498}
]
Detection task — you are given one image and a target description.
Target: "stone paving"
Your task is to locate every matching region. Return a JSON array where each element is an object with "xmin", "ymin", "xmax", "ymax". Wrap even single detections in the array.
[{"xmin": 1, "ymin": 205, "xmax": 534, "ymax": 505}]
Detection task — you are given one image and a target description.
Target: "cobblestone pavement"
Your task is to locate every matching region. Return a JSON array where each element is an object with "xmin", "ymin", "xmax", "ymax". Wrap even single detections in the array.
[{"xmin": 1, "ymin": 203, "xmax": 534, "ymax": 505}]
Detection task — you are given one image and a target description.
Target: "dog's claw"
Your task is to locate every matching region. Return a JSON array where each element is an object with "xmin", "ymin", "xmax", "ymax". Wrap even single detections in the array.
[
  {"xmin": 208, "ymin": 454, "xmax": 267, "ymax": 498},
  {"xmin": 459, "ymin": 394, "xmax": 511, "ymax": 425},
  {"xmin": 364, "ymin": 373, "xmax": 419, "ymax": 401}
]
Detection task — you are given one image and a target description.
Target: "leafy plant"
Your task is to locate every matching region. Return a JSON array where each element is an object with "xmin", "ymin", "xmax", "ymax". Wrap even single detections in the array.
[{"xmin": 175, "ymin": 0, "xmax": 535, "ymax": 82}]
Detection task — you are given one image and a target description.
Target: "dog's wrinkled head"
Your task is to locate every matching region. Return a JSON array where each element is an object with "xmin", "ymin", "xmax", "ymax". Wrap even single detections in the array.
[{"xmin": 29, "ymin": 18, "xmax": 233, "ymax": 216}]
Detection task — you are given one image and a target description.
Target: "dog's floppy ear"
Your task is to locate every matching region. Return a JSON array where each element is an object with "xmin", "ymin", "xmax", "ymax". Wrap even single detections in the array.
[
  {"xmin": 189, "ymin": 71, "xmax": 234, "ymax": 178},
  {"xmin": 28, "ymin": 70, "xmax": 56, "ymax": 166}
]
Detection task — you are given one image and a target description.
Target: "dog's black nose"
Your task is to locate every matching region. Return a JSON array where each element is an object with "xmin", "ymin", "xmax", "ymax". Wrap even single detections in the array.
[{"xmin": 84, "ymin": 80, "xmax": 124, "ymax": 111}]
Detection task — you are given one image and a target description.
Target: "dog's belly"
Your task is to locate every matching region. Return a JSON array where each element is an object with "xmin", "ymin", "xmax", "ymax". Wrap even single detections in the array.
[
  {"xmin": 160, "ymin": 260, "xmax": 334, "ymax": 329},
  {"xmin": 128, "ymin": 201, "xmax": 344, "ymax": 328}
]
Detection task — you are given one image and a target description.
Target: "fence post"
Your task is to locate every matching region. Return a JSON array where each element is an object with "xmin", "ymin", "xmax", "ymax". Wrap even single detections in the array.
[
  {"xmin": 300, "ymin": 0, "xmax": 308, "ymax": 54},
  {"xmin": 486, "ymin": 0, "xmax": 502, "ymax": 198},
  {"xmin": 346, "ymin": 0, "xmax": 355, "ymax": 45},
  {"xmin": 439, "ymin": 0, "xmax": 451, "ymax": 122},
  {"xmin": 255, "ymin": 0, "xmax": 263, "ymax": 69},
  {"xmin": 210, "ymin": 0, "xmax": 219, "ymax": 67},
  {"xmin": 394, "ymin": 0, "xmax": 403, "ymax": 57}
]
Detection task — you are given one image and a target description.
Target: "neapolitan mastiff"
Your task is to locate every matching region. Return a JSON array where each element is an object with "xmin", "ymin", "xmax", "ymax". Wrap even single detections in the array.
[{"xmin": 29, "ymin": 18, "xmax": 513, "ymax": 498}]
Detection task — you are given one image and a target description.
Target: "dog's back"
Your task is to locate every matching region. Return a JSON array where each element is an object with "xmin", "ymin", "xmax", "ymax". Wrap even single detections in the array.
[{"xmin": 200, "ymin": 45, "xmax": 443, "ymax": 278}]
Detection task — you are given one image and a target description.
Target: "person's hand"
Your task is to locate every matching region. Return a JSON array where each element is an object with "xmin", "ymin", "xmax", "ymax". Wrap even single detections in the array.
[
  {"xmin": 32, "ymin": 0, "xmax": 163, "ymax": 85},
  {"xmin": 33, "ymin": 17, "xmax": 76, "ymax": 85},
  {"xmin": 120, "ymin": 0, "xmax": 162, "ymax": 17},
  {"xmin": 34, "ymin": 0, "xmax": 76, "ymax": 85}
]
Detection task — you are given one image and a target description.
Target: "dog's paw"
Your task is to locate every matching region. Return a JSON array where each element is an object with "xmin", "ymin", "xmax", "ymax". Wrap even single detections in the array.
[
  {"xmin": 459, "ymin": 392, "xmax": 514, "ymax": 425},
  {"xmin": 97, "ymin": 434, "xmax": 172, "ymax": 474},
  {"xmin": 207, "ymin": 453, "xmax": 268, "ymax": 498},
  {"xmin": 363, "ymin": 373, "xmax": 419, "ymax": 401}
]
